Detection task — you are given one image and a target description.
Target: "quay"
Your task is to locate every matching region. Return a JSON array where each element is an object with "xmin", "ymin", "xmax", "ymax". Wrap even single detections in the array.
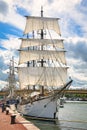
[{"xmin": 0, "ymin": 106, "xmax": 40, "ymax": 130}]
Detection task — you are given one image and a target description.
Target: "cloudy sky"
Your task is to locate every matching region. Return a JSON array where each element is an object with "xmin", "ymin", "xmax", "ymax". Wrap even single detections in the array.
[{"xmin": 0, "ymin": 0, "xmax": 87, "ymax": 90}]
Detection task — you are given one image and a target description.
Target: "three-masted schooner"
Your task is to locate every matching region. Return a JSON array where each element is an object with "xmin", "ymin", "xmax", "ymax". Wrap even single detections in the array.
[{"xmin": 17, "ymin": 7, "xmax": 73, "ymax": 121}]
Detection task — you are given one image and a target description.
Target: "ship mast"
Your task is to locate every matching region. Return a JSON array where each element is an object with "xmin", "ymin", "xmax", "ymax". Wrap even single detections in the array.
[
  {"xmin": 8, "ymin": 56, "xmax": 16, "ymax": 98},
  {"xmin": 27, "ymin": 34, "xmax": 30, "ymax": 90},
  {"xmin": 40, "ymin": 6, "xmax": 45, "ymax": 95}
]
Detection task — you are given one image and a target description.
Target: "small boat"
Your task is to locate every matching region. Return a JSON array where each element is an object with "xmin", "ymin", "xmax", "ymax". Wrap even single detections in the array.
[{"xmin": 59, "ymin": 97, "xmax": 65, "ymax": 108}]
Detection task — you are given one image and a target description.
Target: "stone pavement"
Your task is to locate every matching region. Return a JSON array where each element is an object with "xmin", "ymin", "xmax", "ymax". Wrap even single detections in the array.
[{"xmin": 0, "ymin": 107, "xmax": 40, "ymax": 130}]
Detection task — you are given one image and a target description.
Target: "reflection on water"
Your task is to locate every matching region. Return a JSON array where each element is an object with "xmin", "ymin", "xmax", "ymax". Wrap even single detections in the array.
[
  {"xmin": 26, "ymin": 101, "xmax": 87, "ymax": 130},
  {"xmin": 28, "ymin": 119, "xmax": 61, "ymax": 130}
]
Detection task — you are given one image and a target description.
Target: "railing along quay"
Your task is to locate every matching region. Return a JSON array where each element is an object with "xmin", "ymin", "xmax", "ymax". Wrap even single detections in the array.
[{"xmin": 0, "ymin": 89, "xmax": 87, "ymax": 96}]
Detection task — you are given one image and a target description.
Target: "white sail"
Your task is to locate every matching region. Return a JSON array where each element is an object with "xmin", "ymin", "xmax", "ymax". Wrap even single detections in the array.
[
  {"xmin": 18, "ymin": 67, "xmax": 67, "ymax": 89},
  {"xmin": 24, "ymin": 16, "xmax": 61, "ymax": 35},
  {"xmin": 21, "ymin": 39, "xmax": 64, "ymax": 49},
  {"xmin": 19, "ymin": 50, "xmax": 66, "ymax": 65}
]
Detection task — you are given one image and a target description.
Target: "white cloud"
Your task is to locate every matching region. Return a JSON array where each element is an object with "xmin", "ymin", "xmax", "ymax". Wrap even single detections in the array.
[
  {"xmin": 1, "ymin": 35, "xmax": 21, "ymax": 50},
  {"xmin": 0, "ymin": 0, "xmax": 87, "ymax": 88},
  {"xmin": 1, "ymin": 0, "xmax": 86, "ymax": 35},
  {"xmin": 0, "ymin": 35, "xmax": 21, "ymax": 69},
  {"xmin": 65, "ymin": 37, "xmax": 87, "ymax": 45},
  {"xmin": 2, "ymin": 69, "xmax": 9, "ymax": 74},
  {"xmin": 0, "ymin": 0, "xmax": 25, "ymax": 30},
  {"xmin": 0, "ymin": 80, "xmax": 8, "ymax": 90}
]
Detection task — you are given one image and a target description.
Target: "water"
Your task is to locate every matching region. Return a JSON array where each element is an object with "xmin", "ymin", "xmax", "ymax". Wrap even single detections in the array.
[
  {"xmin": 28, "ymin": 101, "xmax": 87, "ymax": 130},
  {"xmin": 58, "ymin": 101, "xmax": 87, "ymax": 130}
]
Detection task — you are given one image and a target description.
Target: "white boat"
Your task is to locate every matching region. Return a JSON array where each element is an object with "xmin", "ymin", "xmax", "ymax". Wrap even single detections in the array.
[
  {"xmin": 59, "ymin": 97, "xmax": 65, "ymax": 108},
  {"xmin": 17, "ymin": 7, "xmax": 73, "ymax": 122}
]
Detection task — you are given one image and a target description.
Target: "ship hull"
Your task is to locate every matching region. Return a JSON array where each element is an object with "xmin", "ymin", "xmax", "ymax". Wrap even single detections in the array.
[{"xmin": 17, "ymin": 96, "xmax": 60, "ymax": 121}]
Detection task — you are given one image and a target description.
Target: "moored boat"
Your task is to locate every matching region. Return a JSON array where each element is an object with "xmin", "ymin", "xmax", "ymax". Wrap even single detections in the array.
[{"xmin": 17, "ymin": 7, "xmax": 73, "ymax": 122}]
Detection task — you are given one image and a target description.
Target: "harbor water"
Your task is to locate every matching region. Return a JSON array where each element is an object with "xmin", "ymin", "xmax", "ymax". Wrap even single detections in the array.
[{"xmin": 28, "ymin": 101, "xmax": 87, "ymax": 130}]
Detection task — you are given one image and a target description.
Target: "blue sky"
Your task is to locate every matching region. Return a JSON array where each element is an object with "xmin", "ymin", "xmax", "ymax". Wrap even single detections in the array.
[{"xmin": 0, "ymin": 0, "xmax": 87, "ymax": 90}]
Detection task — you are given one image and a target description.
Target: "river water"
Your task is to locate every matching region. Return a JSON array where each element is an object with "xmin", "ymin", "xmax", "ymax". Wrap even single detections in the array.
[{"xmin": 29, "ymin": 101, "xmax": 87, "ymax": 130}]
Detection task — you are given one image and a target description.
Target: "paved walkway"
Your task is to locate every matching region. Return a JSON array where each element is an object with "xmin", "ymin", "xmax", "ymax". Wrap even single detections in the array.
[{"xmin": 0, "ymin": 107, "xmax": 40, "ymax": 130}]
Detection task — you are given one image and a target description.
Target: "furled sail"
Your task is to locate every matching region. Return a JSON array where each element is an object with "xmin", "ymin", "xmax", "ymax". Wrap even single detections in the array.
[
  {"xmin": 20, "ymin": 39, "xmax": 64, "ymax": 49},
  {"xmin": 18, "ymin": 67, "xmax": 67, "ymax": 89},
  {"xmin": 19, "ymin": 50, "xmax": 66, "ymax": 65},
  {"xmin": 24, "ymin": 16, "xmax": 61, "ymax": 35}
]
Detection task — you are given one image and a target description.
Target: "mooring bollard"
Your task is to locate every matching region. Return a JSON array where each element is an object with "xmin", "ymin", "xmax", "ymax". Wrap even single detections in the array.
[
  {"xmin": 6, "ymin": 110, "xmax": 9, "ymax": 115},
  {"xmin": 11, "ymin": 115, "xmax": 16, "ymax": 124},
  {"xmin": 2, "ymin": 107, "xmax": 4, "ymax": 112},
  {"xmin": 2, "ymin": 103, "xmax": 5, "ymax": 112}
]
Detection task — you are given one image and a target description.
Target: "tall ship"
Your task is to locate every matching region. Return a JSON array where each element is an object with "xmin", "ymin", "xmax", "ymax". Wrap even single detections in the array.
[{"xmin": 17, "ymin": 7, "xmax": 73, "ymax": 121}]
